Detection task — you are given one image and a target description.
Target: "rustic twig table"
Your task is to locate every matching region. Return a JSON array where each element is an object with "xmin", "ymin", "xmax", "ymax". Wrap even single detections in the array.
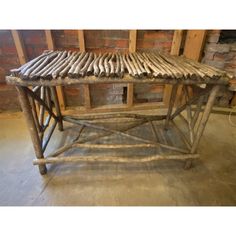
[{"xmin": 6, "ymin": 51, "xmax": 232, "ymax": 175}]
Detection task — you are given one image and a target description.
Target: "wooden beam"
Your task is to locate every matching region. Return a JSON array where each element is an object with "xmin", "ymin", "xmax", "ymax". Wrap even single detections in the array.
[
  {"xmin": 183, "ymin": 30, "xmax": 207, "ymax": 61},
  {"xmin": 77, "ymin": 30, "xmax": 91, "ymax": 109},
  {"xmin": 45, "ymin": 30, "xmax": 54, "ymax": 50},
  {"xmin": 78, "ymin": 30, "xmax": 85, "ymax": 52},
  {"xmin": 129, "ymin": 30, "xmax": 137, "ymax": 53},
  {"xmin": 11, "ymin": 30, "xmax": 27, "ymax": 65},
  {"xmin": 83, "ymin": 84, "xmax": 91, "ymax": 109},
  {"xmin": 170, "ymin": 30, "xmax": 184, "ymax": 56},
  {"xmin": 45, "ymin": 30, "xmax": 66, "ymax": 110},
  {"xmin": 163, "ymin": 30, "xmax": 184, "ymax": 107},
  {"xmin": 127, "ymin": 83, "xmax": 134, "ymax": 107},
  {"xmin": 127, "ymin": 30, "xmax": 137, "ymax": 107}
]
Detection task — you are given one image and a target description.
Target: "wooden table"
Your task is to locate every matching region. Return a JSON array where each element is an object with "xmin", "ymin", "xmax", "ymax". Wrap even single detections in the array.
[{"xmin": 6, "ymin": 51, "xmax": 232, "ymax": 175}]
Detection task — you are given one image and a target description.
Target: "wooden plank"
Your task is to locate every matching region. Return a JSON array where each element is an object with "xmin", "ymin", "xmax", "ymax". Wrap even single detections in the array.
[
  {"xmin": 163, "ymin": 30, "xmax": 184, "ymax": 107},
  {"xmin": 183, "ymin": 30, "xmax": 207, "ymax": 61},
  {"xmin": 127, "ymin": 30, "xmax": 137, "ymax": 107},
  {"xmin": 11, "ymin": 30, "xmax": 27, "ymax": 65},
  {"xmin": 170, "ymin": 30, "xmax": 184, "ymax": 56},
  {"xmin": 129, "ymin": 30, "xmax": 137, "ymax": 53},
  {"xmin": 127, "ymin": 83, "xmax": 134, "ymax": 107},
  {"xmin": 45, "ymin": 30, "xmax": 54, "ymax": 50},
  {"xmin": 78, "ymin": 30, "xmax": 85, "ymax": 52},
  {"xmin": 78, "ymin": 30, "xmax": 91, "ymax": 109},
  {"xmin": 83, "ymin": 84, "xmax": 91, "ymax": 109},
  {"xmin": 45, "ymin": 30, "xmax": 66, "ymax": 110}
]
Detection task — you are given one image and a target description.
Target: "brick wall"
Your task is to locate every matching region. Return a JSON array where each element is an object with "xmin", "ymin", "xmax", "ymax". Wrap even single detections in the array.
[
  {"xmin": 202, "ymin": 30, "xmax": 236, "ymax": 106},
  {"xmin": 0, "ymin": 30, "xmax": 20, "ymax": 111},
  {"xmin": 137, "ymin": 30, "xmax": 174, "ymax": 53}
]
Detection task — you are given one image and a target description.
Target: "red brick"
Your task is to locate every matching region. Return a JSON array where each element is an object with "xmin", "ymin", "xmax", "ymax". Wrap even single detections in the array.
[
  {"xmin": 2, "ymin": 46, "xmax": 17, "ymax": 55},
  {"xmin": 143, "ymin": 31, "xmax": 173, "ymax": 41},
  {"xmin": 115, "ymin": 39, "xmax": 128, "ymax": 49},
  {"xmin": 137, "ymin": 40, "xmax": 155, "ymax": 49}
]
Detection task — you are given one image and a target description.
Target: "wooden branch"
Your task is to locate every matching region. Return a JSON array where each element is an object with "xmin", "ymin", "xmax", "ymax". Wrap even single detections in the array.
[
  {"xmin": 64, "ymin": 113, "xmax": 166, "ymax": 121},
  {"xmin": 191, "ymin": 85, "xmax": 220, "ymax": 153},
  {"xmin": 42, "ymin": 120, "xmax": 57, "ymax": 152},
  {"xmin": 165, "ymin": 84, "xmax": 178, "ymax": 128},
  {"xmin": 48, "ymin": 119, "xmax": 147, "ymax": 158},
  {"xmin": 170, "ymin": 120, "xmax": 191, "ymax": 150},
  {"xmin": 33, "ymin": 154, "xmax": 199, "ymax": 165},
  {"xmin": 73, "ymin": 143, "xmax": 158, "ymax": 149},
  {"xmin": 83, "ymin": 84, "xmax": 91, "ymax": 109},
  {"xmin": 63, "ymin": 116, "xmax": 190, "ymax": 154},
  {"xmin": 25, "ymin": 87, "xmax": 57, "ymax": 120}
]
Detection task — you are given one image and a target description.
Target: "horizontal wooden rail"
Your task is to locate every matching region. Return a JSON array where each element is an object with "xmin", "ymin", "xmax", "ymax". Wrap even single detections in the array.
[{"xmin": 33, "ymin": 154, "xmax": 199, "ymax": 165}]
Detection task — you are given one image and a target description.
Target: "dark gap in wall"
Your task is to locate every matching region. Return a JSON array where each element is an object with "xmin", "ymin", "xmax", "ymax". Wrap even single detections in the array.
[{"xmin": 219, "ymin": 30, "xmax": 236, "ymax": 44}]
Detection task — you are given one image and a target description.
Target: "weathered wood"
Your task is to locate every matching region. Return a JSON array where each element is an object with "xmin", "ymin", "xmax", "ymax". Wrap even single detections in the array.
[
  {"xmin": 78, "ymin": 30, "xmax": 85, "ymax": 52},
  {"xmin": 184, "ymin": 30, "xmax": 207, "ymax": 61},
  {"xmin": 83, "ymin": 84, "xmax": 91, "ymax": 109},
  {"xmin": 50, "ymin": 87, "xmax": 63, "ymax": 131},
  {"xmin": 171, "ymin": 30, "xmax": 184, "ymax": 56},
  {"xmin": 16, "ymin": 86, "xmax": 47, "ymax": 175},
  {"xmin": 45, "ymin": 30, "xmax": 55, "ymax": 50},
  {"xmin": 190, "ymin": 85, "xmax": 220, "ymax": 153},
  {"xmin": 64, "ymin": 113, "xmax": 166, "ymax": 121},
  {"xmin": 25, "ymin": 87, "xmax": 57, "ymax": 120},
  {"xmin": 6, "ymin": 75, "xmax": 229, "ymax": 87},
  {"xmin": 165, "ymin": 84, "xmax": 178, "ymax": 128},
  {"xmin": 48, "ymin": 119, "xmax": 147, "ymax": 158},
  {"xmin": 129, "ymin": 30, "xmax": 137, "ymax": 53},
  {"xmin": 170, "ymin": 120, "xmax": 191, "ymax": 150},
  {"xmin": 127, "ymin": 83, "xmax": 134, "ymax": 107},
  {"xmin": 11, "ymin": 30, "xmax": 27, "ymax": 65},
  {"xmin": 33, "ymin": 154, "xmax": 199, "ymax": 165},
  {"xmin": 42, "ymin": 120, "xmax": 57, "ymax": 152},
  {"xmin": 63, "ymin": 116, "xmax": 190, "ymax": 154},
  {"xmin": 74, "ymin": 143, "xmax": 158, "ymax": 149}
]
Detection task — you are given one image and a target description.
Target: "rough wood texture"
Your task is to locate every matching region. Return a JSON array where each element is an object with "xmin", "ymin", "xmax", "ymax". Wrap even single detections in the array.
[
  {"xmin": 33, "ymin": 154, "xmax": 199, "ymax": 165},
  {"xmin": 11, "ymin": 30, "xmax": 27, "ymax": 65},
  {"xmin": 78, "ymin": 30, "xmax": 85, "ymax": 52},
  {"xmin": 129, "ymin": 30, "xmax": 137, "ymax": 53},
  {"xmin": 8, "ymin": 50, "xmax": 232, "ymax": 82},
  {"xmin": 184, "ymin": 30, "xmax": 207, "ymax": 61}
]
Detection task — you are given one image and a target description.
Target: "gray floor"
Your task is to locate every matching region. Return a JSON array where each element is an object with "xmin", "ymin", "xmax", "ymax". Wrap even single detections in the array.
[{"xmin": 0, "ymin": 111, "xmax": 236, "ymax": 206}]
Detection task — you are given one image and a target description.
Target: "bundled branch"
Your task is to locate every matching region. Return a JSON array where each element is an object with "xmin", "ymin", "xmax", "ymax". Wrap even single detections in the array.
[{"xmin": 10, "ymin": 50, "xmax": 232, "ymax": 81}]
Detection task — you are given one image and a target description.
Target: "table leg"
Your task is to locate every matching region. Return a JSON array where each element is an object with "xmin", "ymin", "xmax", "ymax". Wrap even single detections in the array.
[
  {"xmin": 16, "ymin": 86, "xmax": 47, "ymax": 175},
  {"xmin": 50, "ymin": 86, "xmax": 63, "ymax": 131},
  {"xmin": 184, "ymin": 85, "xmax": 220, "ymax": 169}
]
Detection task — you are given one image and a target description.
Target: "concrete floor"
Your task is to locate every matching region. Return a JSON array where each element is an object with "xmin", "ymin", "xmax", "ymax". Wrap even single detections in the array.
[{"xmin": 0, "ymin": 111, "xmax": 236, "ymax": 206}]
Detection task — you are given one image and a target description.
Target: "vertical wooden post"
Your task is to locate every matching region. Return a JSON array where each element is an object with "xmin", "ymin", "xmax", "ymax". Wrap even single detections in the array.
[
  {"xmin": 16, "ymin": 86, "xmax": 47, "ymax": 175},
  {"xmin": 129, "ymin": 30, "xmax": 137, "ymax": 53},
  {"xmin": 127, "ymin": 30, "xmax": 137, "ymax": 107},
  {"xmin": 163, "ymin": 30, "xmax": 184, "ymax": 107},
  {"xmin": 45, "ymin": 30, "xmax": 66, "ymax": 110},
  {"xmin": 183, "ymin": 30, "xmax": 207, "ymax": 61},
  {"xmin": 78, "ymin": 30, "xmax": 85, "ymax": 52},
  {"xmin": 11, "ymin": 30, "xmax": 27, "ymax": 65},
  {"xmin": 78, "ymin": 30, "xmax": 91, "ymax": 109},
  {"xmin": 170, "ymin": 30, "xmax": 184, "ymax": 56}
]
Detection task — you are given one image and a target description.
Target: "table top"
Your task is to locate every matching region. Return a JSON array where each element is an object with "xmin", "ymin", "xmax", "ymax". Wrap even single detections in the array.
[{"xmin": 6, "ymin": 50, "xmax": 233, "ymax": 86}]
